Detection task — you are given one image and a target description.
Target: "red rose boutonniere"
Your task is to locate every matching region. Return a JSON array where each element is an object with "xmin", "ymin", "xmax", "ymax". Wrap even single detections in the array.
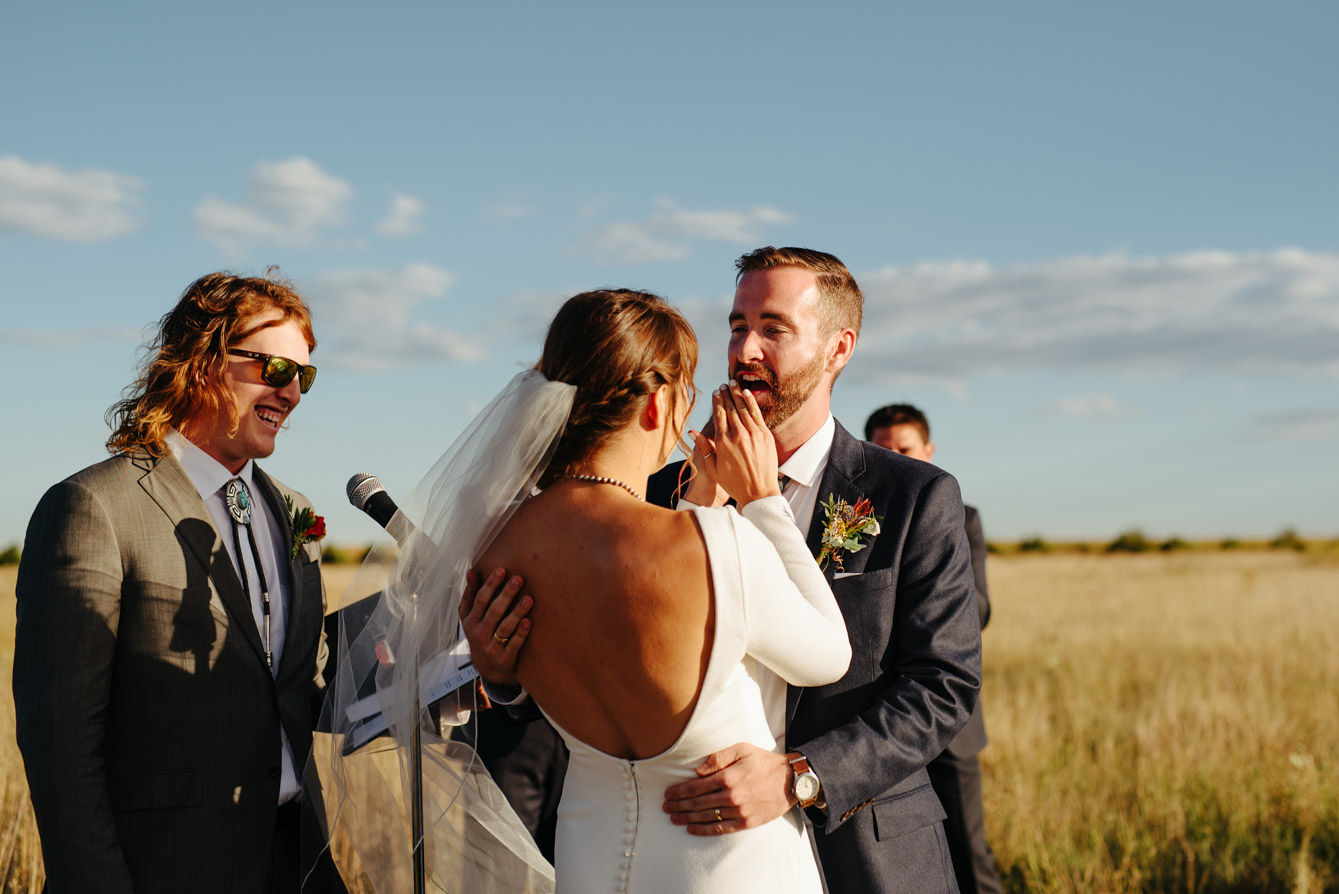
[
  {"xmin": 283, "ymin": 495, "xmax": 326, "ymax": 560},
  {"xmin": 817, "ymin": 495, "xmax": 881, "ymax": 572}
]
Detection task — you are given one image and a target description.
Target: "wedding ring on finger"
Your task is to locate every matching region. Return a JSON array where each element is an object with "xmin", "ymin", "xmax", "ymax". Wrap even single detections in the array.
[
  {"xmin": 713, "ymin": 808, "xmax": 723, "ymax": 822},
  {"xmin": 493, "ymin": 632, "xmax": 510, "ymax": 645}
]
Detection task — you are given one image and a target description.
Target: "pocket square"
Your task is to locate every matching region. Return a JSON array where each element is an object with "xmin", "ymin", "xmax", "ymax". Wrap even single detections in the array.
[{"xmin": 833, "ymin": 572, "xmax": 861, "ymax": 580}]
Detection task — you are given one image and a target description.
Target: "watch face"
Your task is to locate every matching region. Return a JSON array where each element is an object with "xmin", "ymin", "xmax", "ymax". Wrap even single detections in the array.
[{"xmin": 794, "ymin": 771, "xmax": 820, "ymax": 803}]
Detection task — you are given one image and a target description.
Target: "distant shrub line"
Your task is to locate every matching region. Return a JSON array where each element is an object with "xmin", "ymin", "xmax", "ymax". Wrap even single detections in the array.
[
  {"xmin": 1, "ymin": 523, "xmax": 1331, "ymax": 567},
  {"xmin": 987, "ymin": 527, "xmax": 1334, "ymax": 556}
]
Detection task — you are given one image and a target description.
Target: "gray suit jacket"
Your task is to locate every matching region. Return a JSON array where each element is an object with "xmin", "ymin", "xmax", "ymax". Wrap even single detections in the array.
[
  {"xmin": 943, "ymin": 505, "xmax": 990, "ymax": 759},
  {"xmin": 14, "ymin": 451, "xmax": 331, "ymax": 894},
  {"xmin": 650, "ymin": 422, "xmax": 982, "ymax": 894}
]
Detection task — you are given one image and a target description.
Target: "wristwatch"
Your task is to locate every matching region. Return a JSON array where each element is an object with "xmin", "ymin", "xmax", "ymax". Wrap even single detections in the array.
[{"xmin": 788, "ymin": 753, "xmax": 821, "ymax": 808}]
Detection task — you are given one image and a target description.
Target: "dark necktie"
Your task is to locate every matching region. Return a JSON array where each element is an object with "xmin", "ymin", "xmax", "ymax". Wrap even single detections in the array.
[{"xmin": 225, "ymin": 478, "xmax": 273, "ymax": 669}]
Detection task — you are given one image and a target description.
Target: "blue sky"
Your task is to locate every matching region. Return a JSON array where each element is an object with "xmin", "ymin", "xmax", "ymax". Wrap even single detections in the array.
[{"xmin": 2, "ymin": 1, "xmax": 1336, "ymax": 546}]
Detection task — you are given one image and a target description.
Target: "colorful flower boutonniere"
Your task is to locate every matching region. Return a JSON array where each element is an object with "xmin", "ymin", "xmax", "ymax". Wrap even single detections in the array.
[
  {"xmin": 283, "ymin": 495, "xmax": 326, "ymax": 561},
  {"xmin": 817, "ymin": 494, "xmax": 881, "ymax": 571}
]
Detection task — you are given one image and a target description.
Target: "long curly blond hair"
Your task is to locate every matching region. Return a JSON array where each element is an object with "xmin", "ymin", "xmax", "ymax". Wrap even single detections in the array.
[{"xmin": 106, "ymin": 269, "xmax": 315, "ymax": 456}]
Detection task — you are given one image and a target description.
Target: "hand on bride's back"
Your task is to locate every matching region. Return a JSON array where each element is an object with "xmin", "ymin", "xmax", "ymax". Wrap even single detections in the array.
[{"xmin": 695, "ymin": 383, "xmax": 781, "ymax": 508}]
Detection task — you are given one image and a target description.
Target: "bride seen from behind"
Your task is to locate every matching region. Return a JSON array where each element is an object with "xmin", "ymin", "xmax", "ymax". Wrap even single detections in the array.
[{"xmin": 473, "ymin": 289, "xmax": 851, "ymax": 893}]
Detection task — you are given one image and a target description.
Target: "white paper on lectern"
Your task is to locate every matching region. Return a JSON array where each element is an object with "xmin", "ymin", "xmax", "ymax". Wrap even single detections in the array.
[{"xmin": 342, "ymin": 638, "xmax": 479, "ymax": 752}]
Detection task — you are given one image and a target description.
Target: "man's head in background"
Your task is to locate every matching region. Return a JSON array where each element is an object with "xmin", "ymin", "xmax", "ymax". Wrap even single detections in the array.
[{"xmin": 865, "ymin": 403, "xmax": 935, "ymax": 463}]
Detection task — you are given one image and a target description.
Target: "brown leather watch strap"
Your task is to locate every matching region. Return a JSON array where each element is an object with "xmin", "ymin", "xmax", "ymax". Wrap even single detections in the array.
[{"xmin": 788, "ymin": 753, "xmax": 820, "ymax": 808}]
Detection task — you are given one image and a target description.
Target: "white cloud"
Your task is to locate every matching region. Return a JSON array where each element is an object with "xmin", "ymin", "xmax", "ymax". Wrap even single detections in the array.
[
  {"xmin": 852, "ymin": 249, "xmax": 1339, "ymax": 385},
  {"xmin": 1046, "ymin": 393, "xmax": 1124, "ymax": 419},
  {"xmin": 306, "ymin": 263, "xmax": 484, "ymax": 369},
  {"xmin": 0, "ymin": 155, "xmax": 142, "ymax": 242},
  {"xmin": 578, "ymin": 199, "xmax": 795, "ymax": 264},
  {"xmin": 1250, "ymin": 407, "xmax": 1339, "ymax": 442},
  {"xmin": 484, "ymin": 201, "xmax": 539, "ymax": 223},
  {"xmin": 377, "ymin": 193, "xmax": 425, "ymax": 236},
  {"xmin": 194, "ymin": 157, "xmax": 353, "ymax": 253},
  {"xmin": 579, "ymin": 194, "xmax": 613, "ymax": 219},
  {"xmin": 1, "ymin": 325, "xmax": 143, "ymax": 349},
  {"xmin": 585, "ymin": 222, "xmax": 690, "ymax": 264}
]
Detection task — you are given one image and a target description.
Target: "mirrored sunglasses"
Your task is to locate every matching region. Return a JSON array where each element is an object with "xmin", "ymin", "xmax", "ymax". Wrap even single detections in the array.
[{"xmin": 227, "ymin": 349, "xmax": 317, "ymax": 394}]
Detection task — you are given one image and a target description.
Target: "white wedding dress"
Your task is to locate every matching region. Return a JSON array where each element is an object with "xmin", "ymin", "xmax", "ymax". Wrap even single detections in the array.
[
  {"xmin": 318, "ymin": 372, "xmax": 848, "ymax": 894},
  {"xmin": 540, "ymin": 496, "xmax": 851, "ymax": 894}
]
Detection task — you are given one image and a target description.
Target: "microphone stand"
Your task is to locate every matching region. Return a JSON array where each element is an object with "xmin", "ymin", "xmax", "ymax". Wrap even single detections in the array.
[
  {"xmin": 349, "ymin": 476, "xmax": 427, "ymax": 892},
  {"xmin": 410, "ymin": 593, "xmax": 426, "ymax": 894}
]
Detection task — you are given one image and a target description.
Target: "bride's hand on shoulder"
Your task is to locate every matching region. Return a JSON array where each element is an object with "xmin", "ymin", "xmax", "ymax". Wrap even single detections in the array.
[
  {"xmin": 459, "ymin": 568, "xmax": 530, "ymax": 686},
  {"xmin": 712, "ymin": 383, "xmax": 780, "ymax": 508}
]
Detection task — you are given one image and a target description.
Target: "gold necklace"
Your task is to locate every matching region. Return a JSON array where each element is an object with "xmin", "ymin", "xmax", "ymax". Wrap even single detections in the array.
[{"xmin": 562, "ymin": 473, "xmax": 645, "ymax": 502}]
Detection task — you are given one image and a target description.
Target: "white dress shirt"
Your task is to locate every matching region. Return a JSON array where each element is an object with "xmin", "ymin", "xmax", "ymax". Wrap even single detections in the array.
[
  {"xmin": 165, "ymin": 429, "xmax": 301, "ymax": 804},
  {"xmin": 775, "ymin": 414, "xmax": 836, "ymax": 534}
]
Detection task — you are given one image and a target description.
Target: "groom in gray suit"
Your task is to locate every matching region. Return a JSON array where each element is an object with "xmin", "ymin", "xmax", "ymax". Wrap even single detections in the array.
[
  {"xmin": 14, "ymin": 272, "xmax": 343, "ymax": 893},
  {"xmin": 654, "ymin": 247, "xmax": 983, "ymax": 894}
]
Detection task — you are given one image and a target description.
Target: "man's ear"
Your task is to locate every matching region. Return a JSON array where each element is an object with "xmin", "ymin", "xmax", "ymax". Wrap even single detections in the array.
[
  {"xmin": 826, "ymin": 327, "xmax": 858, "ymax": 375},
  {"xmin": 925, "ymin": 441, "xmax": 936, "ymax": 462}
]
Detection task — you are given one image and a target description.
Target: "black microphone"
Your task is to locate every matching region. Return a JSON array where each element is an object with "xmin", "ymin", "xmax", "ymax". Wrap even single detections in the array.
[{"xmin": 346, "ymin": 473, "xmax": 413, "ymax": 544}]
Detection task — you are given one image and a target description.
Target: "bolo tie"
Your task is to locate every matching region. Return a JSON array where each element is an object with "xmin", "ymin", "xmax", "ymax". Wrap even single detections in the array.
[{"xmin": 225, "ymin": 478, "xmax": 273, "ymax": 669}]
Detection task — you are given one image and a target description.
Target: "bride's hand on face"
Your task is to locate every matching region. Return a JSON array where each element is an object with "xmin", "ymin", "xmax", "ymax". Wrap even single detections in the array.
[
  {"xmin": 682, "ymin": 418, "xmax": 729, "ymax": 507},
  {"xmin": 710, "ymin": 383, "xmax": 780, "ymax": 508}
]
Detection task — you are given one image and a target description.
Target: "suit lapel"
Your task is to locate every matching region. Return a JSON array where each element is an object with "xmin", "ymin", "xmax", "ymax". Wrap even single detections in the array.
[
  {"xmin": 253, "ymin": 468, "xmax": 309, "ymax": 680},
  {"xmin": 803, "ymin": 422, "xmax": 868, "ymax": 575},
  {"xmin": 136, "ymin": 451, "xmax": 270, "ymax": 667},
  {"xmin": 788, "ymin": 422, "xmax": 869, "ymax": 729}
]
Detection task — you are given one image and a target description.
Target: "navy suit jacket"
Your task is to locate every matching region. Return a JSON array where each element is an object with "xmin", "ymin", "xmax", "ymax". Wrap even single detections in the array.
[{"xmin": 650, "ymin": 422, "xmax": 982, "ymax": 894}]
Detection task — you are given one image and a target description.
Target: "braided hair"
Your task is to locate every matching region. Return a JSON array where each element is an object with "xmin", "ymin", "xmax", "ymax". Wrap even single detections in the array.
[{"xmin": 537, "ymin": 289, "xmax": 697, "ymax": 488}]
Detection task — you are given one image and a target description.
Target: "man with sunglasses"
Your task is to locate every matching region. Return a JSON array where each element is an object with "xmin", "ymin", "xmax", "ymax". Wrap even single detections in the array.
[{"xmin": 13, "ymin": 271, "xmax": 344, "ymax": 893}]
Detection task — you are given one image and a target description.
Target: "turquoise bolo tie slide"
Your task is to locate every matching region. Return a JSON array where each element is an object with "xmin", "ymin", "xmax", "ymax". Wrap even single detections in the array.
[{"xmin": 225, "ymin": 478, "xmax": 253, "ymax": 525}]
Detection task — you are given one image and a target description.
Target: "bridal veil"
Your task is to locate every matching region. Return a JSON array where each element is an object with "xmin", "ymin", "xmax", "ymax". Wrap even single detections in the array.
[{"xmin": 309, "ymin": 370, "xmax": 573, "ymax": 893}]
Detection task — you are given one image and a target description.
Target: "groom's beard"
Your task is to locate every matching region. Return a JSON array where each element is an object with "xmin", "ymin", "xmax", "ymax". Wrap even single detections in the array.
[{"xmin": 732, "ymin": 351, "xmax": 826, "ymax": 431}]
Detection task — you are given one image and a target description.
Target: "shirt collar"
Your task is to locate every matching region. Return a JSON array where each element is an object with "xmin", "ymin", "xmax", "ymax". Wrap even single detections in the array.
[
  {"xmin": 778, "ymin": 414, "xmax": 835, "ymax": 488},
  {"xmin": 165, "ymin": 428, "xmax": 256, "ymax": 503}
]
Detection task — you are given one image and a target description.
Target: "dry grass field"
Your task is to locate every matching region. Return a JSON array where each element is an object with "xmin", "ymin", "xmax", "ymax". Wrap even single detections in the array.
[
  {"xmin": 0, "ymin": 568, "xmax": 41, "ymax": 892},
  {"xmin": 2, "ymin": 552, "xmax": 1336, "ymax": 892},
  {"xmin": 983, "ymin": 552, "xmax": 1338, "ymax": 893}
]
